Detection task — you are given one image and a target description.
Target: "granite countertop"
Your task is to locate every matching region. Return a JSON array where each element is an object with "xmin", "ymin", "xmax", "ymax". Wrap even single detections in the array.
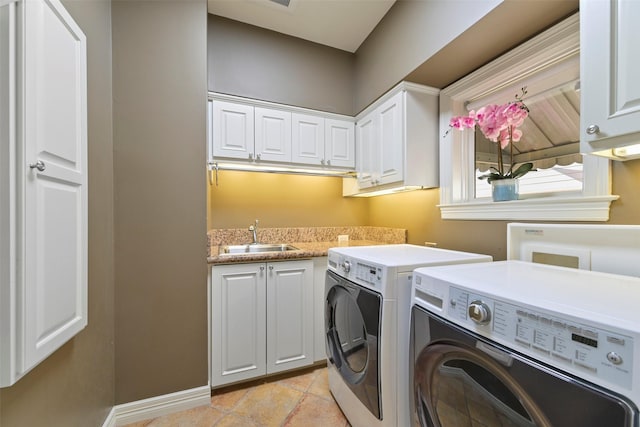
[{"xmin": 207, "ymin": 226, "xmax": 407, "ymax": 264}]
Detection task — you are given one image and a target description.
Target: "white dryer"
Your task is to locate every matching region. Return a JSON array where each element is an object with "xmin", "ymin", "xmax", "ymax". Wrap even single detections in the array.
[
  {"xmin": 411, "ymin": 260, "xmax": 640, "ymax": 426},
  {"xmin": 325, "ymin": 244, "xmax": 492, "ymax": 427}
]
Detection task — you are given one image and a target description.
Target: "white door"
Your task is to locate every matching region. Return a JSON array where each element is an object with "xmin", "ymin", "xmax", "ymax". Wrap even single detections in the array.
[
  {"xmin": 254, "ymin": 107, "xmax": 291, "ymax": 163},
  {"xmin": 356, "ymin": 114, "xmax": 376, "ymax": 188},
  {"xmin": 291, "ymin": 112, "xmax": 324, "ymax": 165},
  {"xmin": 22, "ymin": 0, "xmax": 87, "ymax": 375},
  {"xmin": 325, "ymin": 118, "xmax": 355, "ymax": 168},
  {"xmin": 377, "ymin": 91, "xmax": 404, "ymax": 185},
  {"xmin": 580, "ymin": 0, "xmax": 640, "ymax": 153},
  {"xmin": 211, "ymin": 264, "xmax": 267, "ymax": 386},
  {"xmin": 266, "ymin": 260, "xmax": 313, "ymax": 374},
  {"xmin": 212, "ymin": 100, "xmax": 254, "ymax": 160}
]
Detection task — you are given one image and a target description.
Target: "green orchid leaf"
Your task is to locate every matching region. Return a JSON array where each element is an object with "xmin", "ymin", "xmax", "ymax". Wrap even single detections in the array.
[{"xmin": 510, "ymin": 163, "xmax": 535, "ymax": 179}]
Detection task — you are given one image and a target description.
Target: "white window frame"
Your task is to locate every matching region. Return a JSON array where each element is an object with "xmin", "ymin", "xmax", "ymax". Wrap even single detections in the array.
[{"xmin": 438, "ymin": 13, "xmax": 618, "ymax": 221}]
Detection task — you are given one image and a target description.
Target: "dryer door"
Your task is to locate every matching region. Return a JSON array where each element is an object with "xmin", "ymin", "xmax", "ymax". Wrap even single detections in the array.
[
  {"xmin": 326, "ymin": 270, "xmax": 382, "ymax": 419},
  {"xmin": 412, "ymin": 306, "xmax": 637, "ymax": 427}
]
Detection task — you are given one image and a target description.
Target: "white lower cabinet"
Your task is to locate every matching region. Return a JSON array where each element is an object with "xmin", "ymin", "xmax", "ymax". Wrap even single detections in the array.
[{"xmin": 210, "ymin": 259, "xmax": 314, "ymax": 387}]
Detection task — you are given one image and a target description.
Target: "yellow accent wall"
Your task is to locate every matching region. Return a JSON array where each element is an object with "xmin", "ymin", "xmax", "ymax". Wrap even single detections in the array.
[{"xmin": 207, "ymin": 170, "xmax": 369, "ymax": 229}]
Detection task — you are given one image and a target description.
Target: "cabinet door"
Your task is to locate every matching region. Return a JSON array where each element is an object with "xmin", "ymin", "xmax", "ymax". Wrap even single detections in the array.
[
  {"xmin": 376, "ymin": 91, "xmax": 404, "ymax": 185},
  {"xmin": 211, "ymin": 264, "xmax": 267, "ymax": 387},
  {"xmin": 325, "ymin": 118, "xmax": 355, "ymax": 168},
  {"xmin": 580, "ymin": 0, "xmax": 640, "ymax": 155},
  {"xmin": 255, "ymin": 107, "xmax": 291, "ymax": 163},
  {"xmin": 291, "ymin": 113, "xmax": 324, "ymax": 165},
  {"xmin": 356, "ymin": 114, "xmax": 376, "ymax": 188},
  {"xmin": 266, "ymin": 260, "xmax": 314, "ymax": 374},
  {"xmin": 19, "ymin": 0, "xmax": 88, "ymax": 382},
  {"xmin": 212, "ymin": 100, "xmax": 254, "ymax": 160}
]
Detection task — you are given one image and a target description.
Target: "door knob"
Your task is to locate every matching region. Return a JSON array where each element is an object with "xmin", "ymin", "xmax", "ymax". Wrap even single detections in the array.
[{"xmin": 29, "ymin": 160, "xmax": 46, "ymax": 172}]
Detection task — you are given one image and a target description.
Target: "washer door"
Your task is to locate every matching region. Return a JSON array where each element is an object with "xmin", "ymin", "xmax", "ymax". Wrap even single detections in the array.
[
  {"xmin": 326, "ymin": 270, "xmax": 382, "ymax": 419},
  {"xmin": 415, "ymin": 343, "xmax": 551, "ymax": 427}
]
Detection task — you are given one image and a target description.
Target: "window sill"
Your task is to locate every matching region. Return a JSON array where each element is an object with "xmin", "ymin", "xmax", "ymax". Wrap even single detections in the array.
[{"xmin": 438, "ymin": 195, "xmax": 619, "ymax": 221}]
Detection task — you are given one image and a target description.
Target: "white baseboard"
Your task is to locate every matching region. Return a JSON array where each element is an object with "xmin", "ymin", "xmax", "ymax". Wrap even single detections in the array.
[{"xmin": 101, "ymin": 385, "xmax": 211, "ymax": 427}]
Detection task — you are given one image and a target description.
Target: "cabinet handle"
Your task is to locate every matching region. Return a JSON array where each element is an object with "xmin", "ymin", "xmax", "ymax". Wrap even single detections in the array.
[
  {"xmin": 320, "ymin": 159, "xmax": 325, "ymax": 165},
  {"xmin": 256, "ymin": 154, "xmax": 261, "ymax": 161},
  {"xmin": 29, "ymin": 160, "xmax": 46, "ymax": 172},
  {"xmin": 586, "ymin": 124, "xmax": 600, "ymax": 135},
  {"xmin": 248, "ymin": 153, "xmax": 253, "ymax": 160},
  {"xmin": 326, "ymin": 159, "xmax": 331, "ymax": 166}
]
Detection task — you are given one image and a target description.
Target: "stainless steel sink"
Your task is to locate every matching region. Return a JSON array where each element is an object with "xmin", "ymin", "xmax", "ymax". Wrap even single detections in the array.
[{"xmin": 220, "ymin": 243, "xmax": 299, "ymax": 255}]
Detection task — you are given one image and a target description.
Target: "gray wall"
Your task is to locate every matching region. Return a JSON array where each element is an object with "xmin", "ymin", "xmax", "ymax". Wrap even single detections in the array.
[
  {"xmin": 354, "ymin": 0, "xmax": 501, "ymax": 111},
  {"xmin": 112, "ymin": 0, "xmax": 208, "ymax": 403},
  {"xmin": 0, "ymin": 0, "xmax": 115, "ymax": 426},
  {"xmin": 208, "ymin": 14, "xmax": 355, "ymax": 115}
]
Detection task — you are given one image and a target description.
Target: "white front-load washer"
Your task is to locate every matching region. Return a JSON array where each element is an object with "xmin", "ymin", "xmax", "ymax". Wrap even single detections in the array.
[
  {"xmin": 411, "ymin": 260, "xmax": 640, "ymax": 427},
  {"xmin": 325, "ymin": 244, "xmax": 492, "ymax": 427}
]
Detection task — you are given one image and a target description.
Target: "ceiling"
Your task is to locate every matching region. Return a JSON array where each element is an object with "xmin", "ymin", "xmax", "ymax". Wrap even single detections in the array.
[{"xmin": 207, "ymin": 0, "xmax": 396, "ymax": 53}]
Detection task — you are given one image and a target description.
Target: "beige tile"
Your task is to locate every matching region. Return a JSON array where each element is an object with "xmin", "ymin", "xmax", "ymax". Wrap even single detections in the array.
[
  {"xmin": 283, "ymin": 393, "xmax": 348, "ymax": 427},
  {"xmin": 307, "ymin": 368, "xmax": 333, "ymax": 400},
  {"xmin": 233, "ymin": 382, "xmax": 303, "ymax": 427},
  {"xmin": 214, "ymin": 412, "xmax": 260, "ymax": 427},
  {"xmin": 121, "ymin": 421, "xmax": 155, "ymax": 427},
  {"xmin": 145, "ymin": 405, "xmax": 220, "ymax": 427},
  {"xmin": 210, "ymin": 387, "xmax": 249, "ymax": 412},
  {"xmin": 277, "ymin": 369, "xmax": 317, "ymax": 392}
]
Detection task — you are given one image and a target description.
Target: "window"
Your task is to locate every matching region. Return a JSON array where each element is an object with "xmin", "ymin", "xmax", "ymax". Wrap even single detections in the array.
[{"xmin": 438, "ymin": 13, "xmax": 617, "ymax": 221}]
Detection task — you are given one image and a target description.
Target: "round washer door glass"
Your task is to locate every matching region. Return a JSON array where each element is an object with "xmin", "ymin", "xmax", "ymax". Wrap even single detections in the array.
[
  {"xmin": 415, "ymin": 343, "xmax": 551, "ymax": 427},
  {"xmin": 326, "ymin": 285, "xmax": 372, "ymax": 382}
]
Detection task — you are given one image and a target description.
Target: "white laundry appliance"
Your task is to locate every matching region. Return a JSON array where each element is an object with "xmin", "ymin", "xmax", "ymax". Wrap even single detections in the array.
[
  {"xmin": 325, "ymin": 244, "xmax": 492, "ymax": 427},
  {"xmin": 411, "ymin": 223, "xmax": 640, "ymax": 426}
]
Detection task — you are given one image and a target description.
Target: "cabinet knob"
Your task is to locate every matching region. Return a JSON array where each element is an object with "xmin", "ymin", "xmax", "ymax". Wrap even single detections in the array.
[
  {"xmin": 586, "ymin": 124, "xmax": 600, "ymax": 135},
  {"xmin": 320, "ymin": 159, "xmax": 325, "ymax": 165},
  {"xmin": 256, "ymin": 154, "xmax": 261, "ymax": 161},
  {"xmin": 260, "ymin": 266, "xmax": 265, "ymax": 272},
  {"xmin": 326, "ymin": 159, "xmax": 331, "ymax": 166},
  {"xmin": 29, "ymin": 160, "xmax": 46, "ymax": 172},
  {"xmin": 269, "ymin": 265, "xmax": 274, "ymax": 271},
  {"xmin": 248, "ymin": 153, "xmax": 253, "ymax": 160}
]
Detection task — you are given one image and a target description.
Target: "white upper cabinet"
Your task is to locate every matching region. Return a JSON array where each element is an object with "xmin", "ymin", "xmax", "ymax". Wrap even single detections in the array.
[
  {"xmin": 324, "ymin": 118, "xmax": 355, "ymax": 168},
  {"xmin": 1, "ymin": 0, "xmax": 88, "ymax": 387},
  {"xmin": 209, "ymin": 93, "xmax": 355, "ymax": 171},
  {"xmin": 255, "ymin": 107, "xmax": 291, "ymax": 162},
  {"xmin": 292, "ymin": 114, "xmax": 355, "ymax": 168},
  {"xmin": 375, "ymin": 91, "xmax": 404, "ymax": 186},
  {"xmin": 211, "ymin": 100, "xmax": 255, "ymax": 160},
  {"xmin": 292, "ymin": 113, "xmax": 325, "ymax": 164},
  {"xmin": 347, "ymin": 82, "xmax": 439, "ymax": 196},
  {"xmin": 580, "ymin": 0, "xmax": 640, "ymax": 160}
]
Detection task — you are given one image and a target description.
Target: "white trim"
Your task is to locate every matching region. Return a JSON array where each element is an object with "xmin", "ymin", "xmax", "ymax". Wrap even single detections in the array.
[
  {"xmin": 104, "ymin": 385, "xmax": 211, "ymax": 427},
  {"xmin": 101, "ymin": 408, "xmax": 116, "ymax": 427},
  {"xmin": 439, "ymin": 195, "xmax": 618, "ymax": 221},
  {"xmin": 438, "ymin": 13, "xmax": 616, "ymax": 221}
]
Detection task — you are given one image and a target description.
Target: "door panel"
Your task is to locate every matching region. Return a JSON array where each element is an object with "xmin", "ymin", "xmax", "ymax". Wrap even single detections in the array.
[
  {"xmin": 23, "ymin": 0, "xmax": 87, "ymax": 372},
  {"xmin": 267, "ymin": 260, "xmax": 313, "ymax": 373},
  {"xmin": 211, "ymin": 264, "xmax": 267, "ymax": 386}
]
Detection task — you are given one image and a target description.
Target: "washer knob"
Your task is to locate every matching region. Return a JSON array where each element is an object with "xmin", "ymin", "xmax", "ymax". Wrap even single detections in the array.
[
  {"xmin": 468, "ymin": 300, "xmax": 491, "ymax": 324},
  {"xmin": 342, "ymin": 260, "xmax": 351, "ymax": 273},
  {"xmin": 607, "ymin": 352, "xmax": 623, "ymax": 365}
]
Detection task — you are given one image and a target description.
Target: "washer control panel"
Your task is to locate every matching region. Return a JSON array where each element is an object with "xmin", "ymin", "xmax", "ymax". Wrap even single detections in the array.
[
  {"xmin": 327, "ymin": 252, "xmax": 385, "ymax": 291},
  {"xmin": 448, "ymin": 286, "xmax": 634, "ymax": 390}
]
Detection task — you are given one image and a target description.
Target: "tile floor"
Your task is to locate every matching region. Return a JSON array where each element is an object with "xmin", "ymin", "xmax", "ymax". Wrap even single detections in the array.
[{"xmin": 122, "ymin": 365, "xmax": 350, "ymax": 427}]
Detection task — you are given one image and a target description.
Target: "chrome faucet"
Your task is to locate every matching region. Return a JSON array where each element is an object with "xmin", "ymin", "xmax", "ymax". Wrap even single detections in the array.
[{"xmin": 249, "ymin": 219, "xmax": 259, "ymax": 244}]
